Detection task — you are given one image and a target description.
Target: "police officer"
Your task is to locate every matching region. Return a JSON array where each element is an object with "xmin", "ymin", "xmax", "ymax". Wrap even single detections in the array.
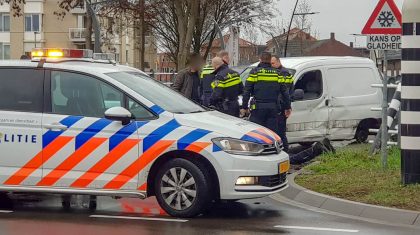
[
  {"xmin": 199, "ymin": 64, "xmax": 215, "ymax": 107},
  {"xmin": 210, "ymin": 57, "xmax": 243, "ymax": 117},
  {"xmin": 271, "ymin": 55, "xmax": 294, "ymax": 152},
  {"xmin": 241, "ymin": 52, "xmax": 291, "ymax": 133}
]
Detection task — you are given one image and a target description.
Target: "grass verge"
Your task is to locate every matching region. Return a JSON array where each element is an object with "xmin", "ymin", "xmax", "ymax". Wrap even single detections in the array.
[{"xmin": 295, "ymin": 144, "xmax": 420, "ymax": 211}]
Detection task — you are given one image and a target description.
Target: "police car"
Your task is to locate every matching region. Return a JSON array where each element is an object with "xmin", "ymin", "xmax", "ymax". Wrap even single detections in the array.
[{"xmin": 0, "ymin": 48, "xmax": 289, "ymax": 217}]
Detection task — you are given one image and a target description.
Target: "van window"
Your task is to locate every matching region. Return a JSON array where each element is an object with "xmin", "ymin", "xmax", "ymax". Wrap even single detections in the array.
[
  {"xmin": 51, "ymin": 71, "xmax": 124, "ymax": 117},
  {"xmin": 294, "ymin": 70, "xmax": 323, "ymax": 100},
  {"xmin": 327, "ymin": 67, "xmax": 376, "ymax": 98},
  {"xmin": 0, "ymin": 68, "xmax": 43, "ymax": 112}
]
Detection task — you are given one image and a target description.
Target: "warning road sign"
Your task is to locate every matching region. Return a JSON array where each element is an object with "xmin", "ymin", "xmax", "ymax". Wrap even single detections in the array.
[
  {"xmin": 367, "ymin": 35, "xmax": 401, "ymax": 50},
  {"xmin": 362, "ymin": 0, "xmax": 402, "ymax": 35}
]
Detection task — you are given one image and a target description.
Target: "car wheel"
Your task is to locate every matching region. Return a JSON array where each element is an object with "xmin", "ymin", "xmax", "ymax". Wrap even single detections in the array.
[
  {"xmin": 62, "ymin": 195, "xmax": 72, "ymax": 211},
  {"xmin": 154, "ymin": 158, "xmax": 212, "ymax": 218},
  {"xmin": 355, "ymin": 128, "xmax": 369, "ymax": 143},
  {"xmin": 0, "ymin": 193, "xmax": 13, "ymax": 209}
]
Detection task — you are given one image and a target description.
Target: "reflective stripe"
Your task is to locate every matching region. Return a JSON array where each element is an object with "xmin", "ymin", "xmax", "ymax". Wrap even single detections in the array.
[
  {"xmin": 200, "ymin": 65, "xmax": 214, "ymax": 79},
  {"xmin": 70, "ymin": 139, "xmax": 141, "ymax": 188},
  {"xmin": 104, "ymin": 140, "xmax": 175, "ymax": 189},
  {"xmin": 279, "ymin": 75, "xmax": 294, "ymax": 84},
  {"xmin": 177, "ymin": 129, "xmax": 211, "ymax": 150},
  {"xmin": 37, "ymin": 137, "xmax": 108, "ymax": 186},
  {"xmin": 4, "ymin": 136, "xmax": 74, "ymax": 185},
  {"xmin": 211, "ymin": 75, "xmax": 242, "ymax": 89}
]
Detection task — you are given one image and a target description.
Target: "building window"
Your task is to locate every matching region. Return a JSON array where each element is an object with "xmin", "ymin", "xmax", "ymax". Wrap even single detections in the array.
[
  {"xmin": 0, "ymin": 43, "xmax": 10, "ymax": 60},
  {"xmin": 25, "ymin": 14, "xmax": 40, "ymax": 32},
  {"xmin": 0, "ymin": 14, "xmax": 10, "ymax": 32}
]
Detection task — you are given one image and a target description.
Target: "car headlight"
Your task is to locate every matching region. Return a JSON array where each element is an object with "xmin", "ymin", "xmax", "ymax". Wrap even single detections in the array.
[{"xmin": 212, "ymin": 137, "xmax": 264, "ymax": 156}]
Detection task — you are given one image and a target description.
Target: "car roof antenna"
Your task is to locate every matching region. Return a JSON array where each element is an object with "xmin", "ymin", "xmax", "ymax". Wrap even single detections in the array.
[{"xmin": 37, "ymin": 58, "xmax": 46, "ymax": 68}]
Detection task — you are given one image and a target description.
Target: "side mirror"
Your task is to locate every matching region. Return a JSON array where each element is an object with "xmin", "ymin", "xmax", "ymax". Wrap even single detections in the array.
[
  {"xmin": 293, "ymin": 89, "xmax": 305, "ymax": 101},
  {"xmin": 105, "ymin": 107, "xmax": 133, "ymax": 125}
]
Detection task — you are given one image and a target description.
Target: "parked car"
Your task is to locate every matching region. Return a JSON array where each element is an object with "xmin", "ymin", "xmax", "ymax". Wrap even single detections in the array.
[{"xmin": 240, "ymin": 57, "xmax": 382, "ymax": 144}]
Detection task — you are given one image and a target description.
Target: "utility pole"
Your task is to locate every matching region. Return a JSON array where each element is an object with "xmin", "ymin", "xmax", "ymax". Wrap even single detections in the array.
[
  {"xmin": 284, "ymin": 0, "xmax": 319, "ymax": 57},
  {"xmin": 284, "ymin": 0, "xmax": 299, "ymax": 57}
]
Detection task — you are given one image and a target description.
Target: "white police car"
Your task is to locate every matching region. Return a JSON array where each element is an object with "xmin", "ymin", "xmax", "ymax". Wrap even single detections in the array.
[{"xmin": 0, "ymin": 48, "xmax": 289, "ymax": 217}]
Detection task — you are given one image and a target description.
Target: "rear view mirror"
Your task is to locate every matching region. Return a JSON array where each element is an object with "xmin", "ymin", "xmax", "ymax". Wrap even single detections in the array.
[
  {"xmin": 293, "ymin": 89, "xmax": 305, "ymax": 101},
  {"xmin": 105, "ymin": 107, "xmax": 133, "ymax": 125}
]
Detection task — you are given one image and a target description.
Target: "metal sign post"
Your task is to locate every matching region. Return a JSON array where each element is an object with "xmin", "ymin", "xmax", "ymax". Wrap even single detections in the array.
[
  {"xmin": 381, "ymin": 52, "xmax": 388, "ymax": 169},
  {"xmin": 362, "ymin": 0, "xmax": 402, "ymax": 169}
]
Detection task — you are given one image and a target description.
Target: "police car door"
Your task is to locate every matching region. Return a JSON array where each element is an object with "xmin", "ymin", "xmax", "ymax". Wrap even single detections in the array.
[
  {"xmin": 38, "ymin": 70, "xmax": 141, "ymax": 190},
  {"xmin": 0, "ymin": 68, "xmax": 44, "ymax": 186},
  {"xmin": 287, "ymin": 68, "xmax": 329, "ymax": 143}
]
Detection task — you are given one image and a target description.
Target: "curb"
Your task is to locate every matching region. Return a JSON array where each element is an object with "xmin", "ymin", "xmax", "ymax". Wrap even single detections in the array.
[{"xmin": 277, "ymin": 172, "xmax": 420, "ymax": 227}]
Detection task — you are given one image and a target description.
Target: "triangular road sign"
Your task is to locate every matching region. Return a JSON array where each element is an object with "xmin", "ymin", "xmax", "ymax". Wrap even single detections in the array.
[{"xmin": 362, "ymin": 0, "xmax": 402, "ymax": 35}]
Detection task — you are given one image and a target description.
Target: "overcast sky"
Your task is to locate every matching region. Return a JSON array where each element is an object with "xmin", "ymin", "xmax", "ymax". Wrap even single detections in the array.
[{"xmin": 271, "ymin": 0, "xmax": 403, "ymax": 47}]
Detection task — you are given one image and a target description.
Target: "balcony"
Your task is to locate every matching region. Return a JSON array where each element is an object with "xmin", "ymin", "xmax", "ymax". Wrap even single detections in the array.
[
  {"xmin": 70, "ymin": 6, "xmax": 86, "ymax": 14},
  {"xmin": 69, "ymin": 28, "xmax": 87, "ymax": 42}
]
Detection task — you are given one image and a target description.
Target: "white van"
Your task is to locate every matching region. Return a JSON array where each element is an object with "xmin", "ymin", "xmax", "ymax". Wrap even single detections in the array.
[{"xmin": 240, "ymin": 57, "xmax": 382, "ymax": 144}]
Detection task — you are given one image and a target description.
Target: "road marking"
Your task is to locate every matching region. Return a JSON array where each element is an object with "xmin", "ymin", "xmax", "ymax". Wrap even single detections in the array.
[
  {"xmin": 274, "ymin": 225, "xmax": 359, "ymax": 233},
  {"xmin": 90, "ymin": 214, "xmax": 188, "ymax": 223},
  {"xmin": 0, "ymin": 210, "xmax": 13, "ymax": 213}
]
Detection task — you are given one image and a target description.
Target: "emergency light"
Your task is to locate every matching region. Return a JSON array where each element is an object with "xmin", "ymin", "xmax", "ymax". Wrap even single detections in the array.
[{"xmin": 31, "ymin": 48, "xmax": 93, "ymax": 59}]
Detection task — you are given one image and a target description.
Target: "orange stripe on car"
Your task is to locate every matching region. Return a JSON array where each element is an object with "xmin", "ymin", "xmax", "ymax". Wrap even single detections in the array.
[
  {"xmin": 4, "ymin": 136, "xmax": 73, "ymax": 185},
  {"xmin": 138, "ymin": 183, "xmax": 147, "ymax": 191},
  {"xmin": 37, "ymin": 137, "xmax": 107, "ymax": 187},
  {"xmin": 70, "ymin": 139, "xmax": 140, "ymax": 188},
  {"xmin": 104, "ymin": 140, "xmax": 175, "ymax": 190},
  {"xmin": 258, "ymin": 127, "xmax": 281, "ymax": 141},
  {"xmin": 185, "ymin": 142, "xmax": 211, "ymax": 153},
  {"xmin": 246, "ymin": 131, "xmax": 274, "ymax": 144}
]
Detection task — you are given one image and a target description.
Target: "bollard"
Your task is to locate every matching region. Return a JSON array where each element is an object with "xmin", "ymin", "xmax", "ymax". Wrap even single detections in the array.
[{"xmin": 401, "ymin": 0, "xmax": 420, "ymax": 184}]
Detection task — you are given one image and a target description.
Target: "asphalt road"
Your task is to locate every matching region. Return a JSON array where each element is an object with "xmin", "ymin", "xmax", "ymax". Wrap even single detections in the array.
[{"xmin": 0, "ymin": 194, "xmax": 418, "ymax": 235}]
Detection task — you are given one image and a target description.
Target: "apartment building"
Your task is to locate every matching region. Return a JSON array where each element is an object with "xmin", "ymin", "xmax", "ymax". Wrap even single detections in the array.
[{"xmin": 0, "ymin": 0, "xmax": 157, "ymax": 70}]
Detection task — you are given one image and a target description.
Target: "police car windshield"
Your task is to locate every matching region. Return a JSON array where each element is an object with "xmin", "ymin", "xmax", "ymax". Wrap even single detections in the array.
[{"xmin": 106, "ymin": 72, "xmax": 206, "ymax": 114}]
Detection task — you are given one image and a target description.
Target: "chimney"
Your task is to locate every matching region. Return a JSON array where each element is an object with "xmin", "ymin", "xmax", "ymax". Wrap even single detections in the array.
[
  {"xmin": 350, "ymin": 42, "xmax": 354, "ymax": 48},
  {"xmin": 330, "ymin": 32, "xmax": 335, "ymax": 40}
]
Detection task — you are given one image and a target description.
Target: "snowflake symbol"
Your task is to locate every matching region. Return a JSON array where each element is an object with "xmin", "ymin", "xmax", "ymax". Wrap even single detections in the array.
[{"xmin": 378, "ymin": 11, "xmax": 395, "ymax": 27}]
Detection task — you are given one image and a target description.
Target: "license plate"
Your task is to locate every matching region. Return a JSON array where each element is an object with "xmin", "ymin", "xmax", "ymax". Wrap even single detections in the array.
[{"xmin": 279, "ymin": 160, "xmax": 290, "ymax": 174}]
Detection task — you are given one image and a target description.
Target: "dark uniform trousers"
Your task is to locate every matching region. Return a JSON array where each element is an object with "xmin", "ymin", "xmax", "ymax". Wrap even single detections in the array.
[
  {"xmin": 276, "ymin": 66, "xmax": 294, "ymax": 152},
  {"xmin": 242, "ymin": 62, "xmax": 291, "ymax": 136},
  {"xmin": 277, "ymin": 113, "xmax": 288, "ymax": 151},
  {"xmin": 200, "ymin": 65, "xmax": 215, "ymax": 107},
  {"xmin": 250, "ymin": 105, "xmax": 279, "ymax": 133}
]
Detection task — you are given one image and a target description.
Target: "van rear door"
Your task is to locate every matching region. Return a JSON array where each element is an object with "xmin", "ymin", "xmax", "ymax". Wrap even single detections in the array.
[{"xmin": 325, "ymin": 66, "xmax": 380, "ymax": 140}]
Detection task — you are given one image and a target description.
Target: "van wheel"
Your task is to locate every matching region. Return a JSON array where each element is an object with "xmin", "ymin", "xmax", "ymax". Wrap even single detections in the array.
[
  {"xmin": 355, "ymin": 128, "xmax": 369, "ymax": 143},
  {"xmin": 154, "ymin": 158, "xmax": 212, "ymax": 218}
]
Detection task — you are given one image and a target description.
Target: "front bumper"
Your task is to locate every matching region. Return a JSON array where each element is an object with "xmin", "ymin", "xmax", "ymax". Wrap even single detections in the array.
[{"xmin": 217, "ymin": 151, "xmax": 289, "ymax": 200}]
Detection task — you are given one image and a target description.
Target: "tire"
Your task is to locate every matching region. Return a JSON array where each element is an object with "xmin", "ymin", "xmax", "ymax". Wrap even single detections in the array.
[
  {"xmin": 62, "ymin": 195, "xmax": 71, "ymax": 211},
  {"xmin": 0, "ymin": 193, "xmax": 13, "ymax": 209},
  {"xmin": 355, "ymin": 128, "xmax": 369, "ymax": 143},
  {"xmin": 154, "ymin": 158, "xmax": 212, "ymax": 218}
]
